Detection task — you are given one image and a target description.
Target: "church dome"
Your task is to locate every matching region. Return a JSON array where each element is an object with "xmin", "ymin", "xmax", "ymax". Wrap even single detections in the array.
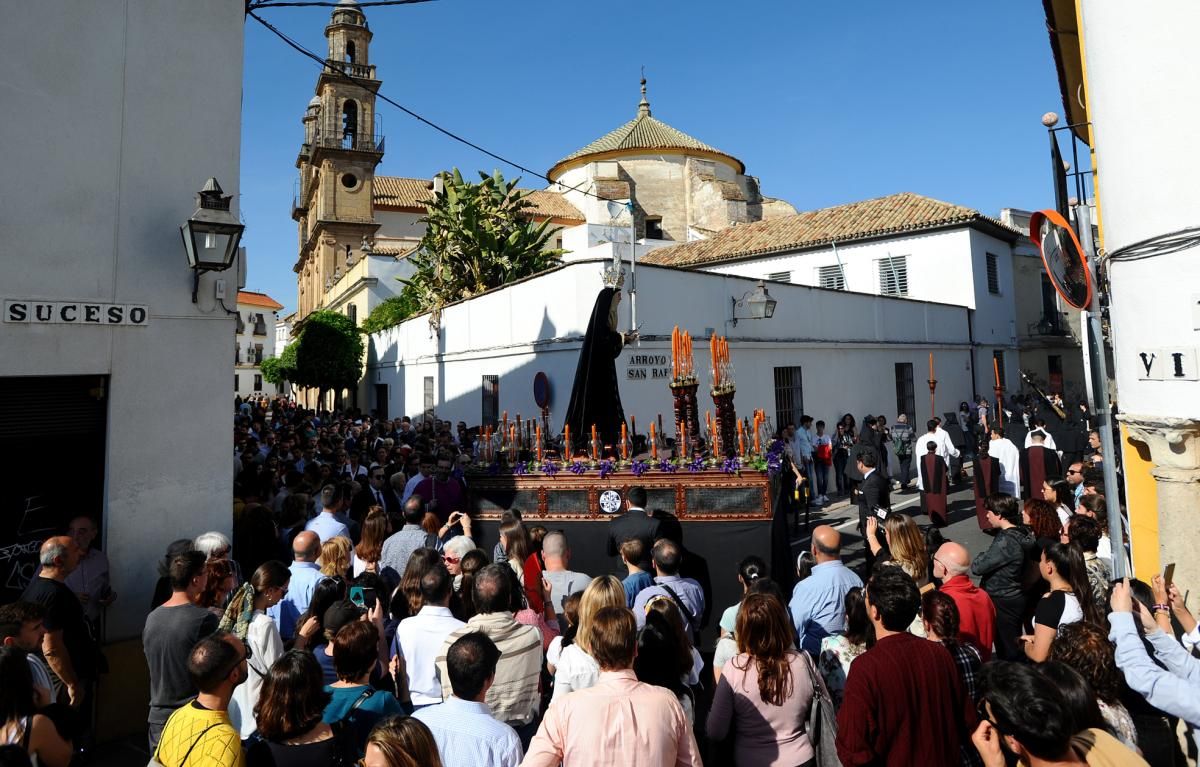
[{"xmin": 548, "ymin": 79, "xmax": 744, "ymax": 180}]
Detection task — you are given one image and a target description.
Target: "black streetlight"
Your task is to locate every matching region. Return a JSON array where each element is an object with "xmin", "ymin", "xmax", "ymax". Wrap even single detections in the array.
[
  {"xmin": 181, "ymin": 178, "xmax": 244, "ymax": 302},
  {"xmin": 730, "ymin": 280, "xmax": 778, "ymax": 326}
]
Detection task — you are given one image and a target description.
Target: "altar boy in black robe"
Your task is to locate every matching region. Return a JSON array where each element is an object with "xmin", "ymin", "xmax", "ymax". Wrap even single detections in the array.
[
  {"xmin": 1020, "ymin": 430, "xmax": 1063, "ymax": 501},
  {"xmin": 973, "ymin": 442, "xmax": 1002, "ymax": 530},
  {"xmin": 564, "ymin": 286, "xmax": 635, "ymax": 451},
  {"xmin": 918, "ymin": 440, "xmax": 949, "ymax": 526}
]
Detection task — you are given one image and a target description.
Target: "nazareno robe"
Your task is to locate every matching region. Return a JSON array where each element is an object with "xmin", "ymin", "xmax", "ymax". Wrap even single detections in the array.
[
  {"xmin": 564, "ymin": 287, "xmax": 626, "ymax": 451},
  {"xmin": 919, "ymin": 452, "xmax": 950, "ymax": 526},
  {"xmin": 973, "ymin": 454, "xmax": 1002, "ymax": 530},
  {"xmin": 1020, "ymin": 445, "xmax": 1063, "ymax": 501}
]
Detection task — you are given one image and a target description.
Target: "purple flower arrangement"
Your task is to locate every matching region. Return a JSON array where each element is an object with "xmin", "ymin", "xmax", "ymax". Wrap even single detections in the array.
[
  {"xmin": 657, "ymin": 459, "xmax": 678, "ymax": 474},
  {"xmin": 630, "ymin": 459, "xmax": 650, "ymax": 477},
  {"xmin": 567, "ymin": 461, "xmax": 588, "ymax": 475},
  {"xmin": 540, "ymin": 461, "xmax": 560, "ymax": 477},
  {"xmin": 687, "ymin": 456, "xmax": 707, "ymax": 473},
  {"xmin": 598, "ymin": 459, "xmax": 616, "ymax": 479},
  {"xmin": 721, "ymin": 456, "xmax": 741, "ymax": 475},
  {"xmin": 512, "ymin": 461, "xmax": 530, "ymax": 476},
  {"xmin": 765, "ymin": 439, "xmax": 785, "ymax": 476}
]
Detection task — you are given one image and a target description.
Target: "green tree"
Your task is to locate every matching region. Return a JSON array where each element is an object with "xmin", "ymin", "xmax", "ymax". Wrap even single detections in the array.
[
  {"xmin": 404, "ymin": 168, "xmax": 565, "ymax": 329},
  {"xmin": 361, "ymin": 287, "xmax": 420, "ymax": 334},
  {"xmin": 259, "ymin": 355, "xmax": 287, "ymax": 385},
  {"xmin": 290, "ymin": 310, "xmax": 363, "ymax": 407}
]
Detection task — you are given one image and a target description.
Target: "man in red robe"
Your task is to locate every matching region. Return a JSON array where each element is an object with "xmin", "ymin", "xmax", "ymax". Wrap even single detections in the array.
[
  {"xmin": 973, "ymin": 443, "xmax": 1002, "ymax": 530},
  {"xmin": 1019, "ymin": 429, "xmax": 1063, "ymax": 501},
  {"xmin": 918, "ymin": 440, "xmax": 950, "ymax": 526}
]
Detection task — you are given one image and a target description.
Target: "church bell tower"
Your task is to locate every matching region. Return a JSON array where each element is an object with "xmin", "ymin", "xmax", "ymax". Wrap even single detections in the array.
[{"xmin": 293, "ymin": 0, "xmax": 384, "ymax": 319}]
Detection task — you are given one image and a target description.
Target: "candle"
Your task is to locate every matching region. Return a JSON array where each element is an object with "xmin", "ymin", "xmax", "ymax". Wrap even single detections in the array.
[
  {"xmin": 753, "ymin": 417, "xmax": 761, "ymax": 454},
  {"xmin": 536, "ymin": 425, "xmax": 542, "ymax": 462},
  {"xmin": 738, "ymin": 421, "xmax": 746, "ymax": 455},
  {"xmin": 650, "ymin": 422, "xmax": 658, "ymax": 460},
  {"xmin": 993, "ymin": 356, "xmax": 1001, "ymax": 388},
  {"xmin": 681, "ymin": 421, "xmax": 688, "ymax": 459},
  {"xmin": 620, "ymin": 423, "xmax": 628, "ymax": 460},
  {"xmin": 929, "ymin": 352, "xmax": 934, "ymax": 381},
  {"xmin": 564, "ymin": 424, "xmax": 570, "ymax": 456},
  {"xmin": 591, "ymin": 424, "xmax": 598, "ymax": 460}
]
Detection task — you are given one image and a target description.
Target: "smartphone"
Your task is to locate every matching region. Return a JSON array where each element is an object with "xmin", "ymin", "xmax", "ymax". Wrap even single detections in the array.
[
  {"xmin": 1164, "ymin": 563, "xmax": 1176, "ymax": 589},
  {"xmin": 350, "ymin": 585, "xmax": 365, "ymax": 608}
]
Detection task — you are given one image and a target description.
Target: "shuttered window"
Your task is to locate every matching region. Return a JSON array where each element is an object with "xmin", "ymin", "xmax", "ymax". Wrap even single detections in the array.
[
  {"xmin": 986, "ymin": 253, "xmax": 1000, "ymax": 294},
  {"xmin": 773, "ymin": 366, "xmax": 803, "ymax": 430},
  {"xmin": 766, "ymin": 271, "xmax": 791, "ymax": 283},
  {"xmin": 818, "ymin": 265, "xmax": 845, "ymax": 291},
  {"xmin": 878, "ymin": 256, "xmax": 908, "ymax": 296}
]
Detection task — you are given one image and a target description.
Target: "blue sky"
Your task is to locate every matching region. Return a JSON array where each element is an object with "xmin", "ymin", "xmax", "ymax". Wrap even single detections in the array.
[{"xmin": 240, "ymin": 1, "xmax": 1062, "ymax": 313}]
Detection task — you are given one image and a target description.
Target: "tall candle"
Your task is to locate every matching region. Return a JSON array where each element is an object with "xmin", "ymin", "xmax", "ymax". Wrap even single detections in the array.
[
  {"xmin": 536, "ymin": 425, "xmax": 542, "ymax": 462},
  {"xmin": 650, "ymin": 422, "xmax": 658, "ymax": 460},
  {"xmin": 753, "ymin": 417, "xmax": 761, "ymax": 454},
  {"xmin": 929, "ymin": 352, "xmax": 934, "ymax": 381},
  {"xmin": 738, "ymin": 421, "xmax": 746, "ymax": 455},
  {"xmin": 993, "ymin": 356, "xmax": 1001, "ymax": 388},
  {"xmin": 591, "ymin": 424, "xmax": 598, "ymax": 460},
  {"xmin": 620, "ymin": 423, "xmax": 628, "ymax": 460},
  {"xmin": 564, "ymin": 424, "xmax": 570, "ymax": 457}
]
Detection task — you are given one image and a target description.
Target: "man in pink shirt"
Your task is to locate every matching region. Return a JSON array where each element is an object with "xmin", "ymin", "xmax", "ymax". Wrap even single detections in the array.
[
  {"xmin": 934, "ymin": 542, "xmax": 997, "ymax": 661},
  {"xmin": 522, "ymin": 606, "xmax": 701, "ymax": 767}
]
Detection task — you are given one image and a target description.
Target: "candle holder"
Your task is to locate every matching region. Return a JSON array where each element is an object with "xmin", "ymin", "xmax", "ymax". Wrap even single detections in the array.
[
  {"xmin": 927, "ymin": 377, "xmax": 937, "ymax": 419},
  {"xmin": 670, "ymin": 380, "xmax": 701, "ymax": 459},
  {"xmin": 712, "ymin": 387, "xmax": 738, "ymax": 459}
]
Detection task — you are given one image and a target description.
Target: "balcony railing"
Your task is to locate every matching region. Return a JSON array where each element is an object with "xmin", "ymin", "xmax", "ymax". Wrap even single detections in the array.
[
  {"xmin": 1029, "ymin": 311, "xmax": 1071, "ymax": 337},
  {"xmin": 325, "ymin": 59, "xmax": 377, "ymax": 80},
  {"xmin": 253, "ymin": 322, "xmax": 267, "ymax": 336},
  {"xmin": 312, "ymin": 122, "xmax": 384, "ymax": 154}
]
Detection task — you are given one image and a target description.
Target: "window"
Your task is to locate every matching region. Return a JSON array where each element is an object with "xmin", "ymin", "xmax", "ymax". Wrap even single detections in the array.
[
  {"xmin": 481, "ymin": 375, "xmax": 499, "ymax": 427},
  {"xmin": 993, "ymin": 350, "xmax": 1006, "ymax": 387},
  {"xmin": 423, "ymin": 376, "xmax": 435, "ymax": 420},
  {"xmin": 766, "ymin": 271, "xmax": 791, "ymax": 283},
  {"xmin": 235, "ymin": 374, "xmax": 239, "ymax": 390},
  {"xmin": 254, "ymin": 344, "xmax": 264, "ymax": 364},
  {"xmin": 986, "ymin": 253, "xmax": 1000, "ymax": 294},
  {"xmin": 773, "ymin": 366, "xmax": 803, "ymax": 431},
  {"xmin": 345, "ymin": 40, "xmax": 356, "ymax": 63},
  {"xmin": 894, "ymin": 363, "xmax": 915, "ymax": 421},
  {"xmin": 878, "ymin": 256, "xmax": 908, "ymax": 296},
  {"xmin": 645, "ymin": 217, "xmax": 664, "ymax": 240},
  {"xmin": 817, "ymin": 265, "xmax": 845, "ymax": 291},
  {"xmin": 347, "ymin": 304, "xmax": 357, "ymax": 325},
  {"xmin": 254, "ymin": 374, "xmax": 263, "ymax": 392},
  {"xmin": 342, "ymin": 100, "xmax": 358, "ymax": 148},
  {"xmin": 1048, "ymin": 354, "xmax": 1064, "ymax": 394}
]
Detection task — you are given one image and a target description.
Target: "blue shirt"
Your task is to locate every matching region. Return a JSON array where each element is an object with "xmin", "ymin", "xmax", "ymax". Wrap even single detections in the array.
[
  {"xmin": 1109, "ymin": 611, "xmax": 1200, "ymax": 752},
  {"xmin": 789, "ymin": 560, "xmax": 863, "ymax": 655},
  {"xmin": 267, "ymin": 561, "xmax": 324, "ymax": 640},
  {"xmin": 632, "ymin": 575, "xmax": 705, "ymax": 630},
  {"xmin": 622, "ymin": 571, "xmax": 654, "ymax": 608},
  {"xmin": 414, "ymin": 696, "xmax": 523, "ymax": 767},
  {"xmin": 305, "ymin": 511, "xmax": 350, "ymax": 543},
  {"xmin": 323, "ymin": 684, "xmax": 404, "ymax": 755}
]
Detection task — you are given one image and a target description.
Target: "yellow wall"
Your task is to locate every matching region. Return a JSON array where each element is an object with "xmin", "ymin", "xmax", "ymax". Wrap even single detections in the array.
[{"xmin": 1121, "ymin": 424, "xmax": 1159, "ymax": 577}]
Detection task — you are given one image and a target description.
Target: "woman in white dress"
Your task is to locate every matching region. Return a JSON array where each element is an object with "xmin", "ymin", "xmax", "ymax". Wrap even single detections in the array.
[{"xmin": 221, "ymin": 560, "xmax": 291, "ymax": 739}]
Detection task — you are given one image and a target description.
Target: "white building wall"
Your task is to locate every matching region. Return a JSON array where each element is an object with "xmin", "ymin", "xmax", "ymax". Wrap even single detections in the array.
[
  {"xmin": 0, "ymin": 0, "xmax": 244, "ymax": 639},
  {"xmin": 699, "ymin": 227, "xmax": 1019, "ymax": 399},
  {"xmin": 235, "ymin": 304, "xmax": 277, "ymax": 399},
  {"xmin": 370, "ymin": 260, "xmax": 974, "ymax": 430}
]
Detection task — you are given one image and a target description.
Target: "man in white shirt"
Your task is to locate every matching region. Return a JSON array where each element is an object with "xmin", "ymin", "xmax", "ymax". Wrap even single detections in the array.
[
  {"xmin": 540, "ymin": 532, "xmax": 590, "ymax": 614},
  {"xmin": 988, "ymin": 425, "xmax": 1022, "ymax": 497},
  {"xmin": 930, "ymin": 418, "xmax": 961, "ymax": 465},
  {"xmin": 415, "ymin": 631, "xmax": 523, "ymax": 767},
  {"xmin": 392, "ymin": 564, "xmax": 465, "ymax": 709}
]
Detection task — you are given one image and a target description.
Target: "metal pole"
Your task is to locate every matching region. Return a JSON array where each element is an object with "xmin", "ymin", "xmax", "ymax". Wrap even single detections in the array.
[
  {"xmin": 1075, "ymin": 203, "xmax": 1128, "ymax": 578},
  {"xmin": 629, "ymin": 202, "xmax": 638, "ymax": 346},
  {"xmin": 831, "ymin": 241, "xmax": 847, "ymax": 289}
]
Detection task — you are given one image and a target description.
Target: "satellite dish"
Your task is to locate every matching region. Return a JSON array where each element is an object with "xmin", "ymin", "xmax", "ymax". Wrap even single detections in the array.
[
  {"xmin": 533, "ymin": 371, "xmax": 551, "ymax": 410},
  {"xmin": 1029, "ymin": 209, "xmax": 1092, "ymax": 310}
]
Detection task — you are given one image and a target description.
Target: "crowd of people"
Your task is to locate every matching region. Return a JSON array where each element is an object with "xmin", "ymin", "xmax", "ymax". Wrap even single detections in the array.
[{"xmin": 0, "ymin": 393, "xmax": 1191, "ymax": 767}]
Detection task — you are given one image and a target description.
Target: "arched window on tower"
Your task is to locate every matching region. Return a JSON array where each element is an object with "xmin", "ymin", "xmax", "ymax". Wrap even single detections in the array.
[
  {"xmin": 345, "ymin": 40, "xmax": 356, "ymax": 63},
  {"xmin": 342, "ymin": 100, "xmax": 358, "ymax": 149}
]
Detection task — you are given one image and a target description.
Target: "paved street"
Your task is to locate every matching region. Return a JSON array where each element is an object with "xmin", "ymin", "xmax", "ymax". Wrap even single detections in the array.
[{"xmin": 789, "ymin": 469, "xmax": 992, "ymax": 582}]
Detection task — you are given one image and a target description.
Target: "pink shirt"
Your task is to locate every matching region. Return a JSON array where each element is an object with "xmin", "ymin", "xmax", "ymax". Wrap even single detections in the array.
[
  {"xmin": 522, "ymin": 670, "xmax": 702, "ymax": 767},
  {"xmin": 707, "ymin": 651, "xmax": 815, "ymax": 767}
]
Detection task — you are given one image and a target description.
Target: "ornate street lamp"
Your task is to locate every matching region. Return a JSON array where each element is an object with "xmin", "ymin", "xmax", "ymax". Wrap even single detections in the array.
[
  {"xmin": 730, "ymin": 280, "xmax": 778, "ymax": 326},
  {"xmin": 181, "ymin": 178, "xmax": 244, "ymax": 302}
]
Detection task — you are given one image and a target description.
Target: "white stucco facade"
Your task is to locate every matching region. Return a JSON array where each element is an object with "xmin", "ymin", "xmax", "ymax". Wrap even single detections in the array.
[
  {"xmin": 235, "ymin": 293, "xmax": 283, "ymax": 399},
  {"xmin": 368, "ymin": 259, "xmax": 974, "ymax": 431},
  {"xmin": 0, "ymin": 0, "xmax": 245, "ymax": 641},
  {"xmin": 700, "ymin": 226, "xmax": 1020, "ymax": 399}
]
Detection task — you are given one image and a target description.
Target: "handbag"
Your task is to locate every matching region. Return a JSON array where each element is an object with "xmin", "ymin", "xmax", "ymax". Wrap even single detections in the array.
[{"xmin": 800, "ymin": 651, "xmax": 841, "ymax": 767}]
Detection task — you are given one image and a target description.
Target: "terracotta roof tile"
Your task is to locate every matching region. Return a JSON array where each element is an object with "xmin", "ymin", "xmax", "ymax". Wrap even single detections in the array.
[
  {"xmin": 642, "ymin": 192, "xmax": 1020, "ymax": 268},
  {"xmin": 237, "ymin": 291, "xmax": 284, "ymax": 310},
  {"xmin": 372, "ymin": 176, "xmax": 584, "ymax": 222},
  {"xmin": 550, "ymin": 112, "xmax": 743, "ymax": 175}
]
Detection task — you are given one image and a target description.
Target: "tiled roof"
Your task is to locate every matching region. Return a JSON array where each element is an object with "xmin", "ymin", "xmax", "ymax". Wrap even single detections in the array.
[
  {"xmin": 550, "ymin": 111, "xmax": 743, "ymax": 176},
  {"xmin": 237, "ymin": 291, "xmax": 284, "ymax": 310},
  {"xmin": 373, "ymin": 176, "xmax": 584, "ymax": 222},
  {"xmin": 642, "ymin": 192, "xmax": 1021, "ymax": 268}
]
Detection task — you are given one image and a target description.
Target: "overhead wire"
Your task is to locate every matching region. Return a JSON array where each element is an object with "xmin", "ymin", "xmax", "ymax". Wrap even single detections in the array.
[{"xmin": 246, "ymin": 10, "xmax": 626, "ymax": 205}]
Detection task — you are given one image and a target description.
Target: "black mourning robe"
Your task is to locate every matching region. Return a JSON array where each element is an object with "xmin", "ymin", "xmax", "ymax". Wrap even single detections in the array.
[
  {"xmin": 1020, "ymin": 445, "xmax": 1063, "ymax": 501},
  {"xmin": 973, "ymin": 454, "xmax": 1002, "ymax": 530},
  {"xmin": 564, "ymin": 287, "xmax": 626, "ymax": 450},
  {"xmin": 919, "ymin": 453, "xmax": 950, "ymax": 526}
]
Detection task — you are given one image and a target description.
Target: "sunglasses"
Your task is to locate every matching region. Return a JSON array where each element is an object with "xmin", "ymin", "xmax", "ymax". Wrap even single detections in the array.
[
  {"xmin": 1067, "ymin": 469, "xmax": 1082, "ymax": 475},
  {"xmin": 442, "ymin": 555, "xmax": 461, "ymax": 565}
]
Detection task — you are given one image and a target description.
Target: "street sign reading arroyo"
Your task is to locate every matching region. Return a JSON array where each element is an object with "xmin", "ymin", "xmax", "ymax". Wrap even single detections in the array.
[{"xmin": 1029, "ymin": 209, "xmax": 1092, "ymax": 310}]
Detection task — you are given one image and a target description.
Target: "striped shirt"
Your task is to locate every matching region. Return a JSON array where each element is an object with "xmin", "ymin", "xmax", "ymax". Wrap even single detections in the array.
[{"xmin": 436, "ymin": 612, "xmax": 543, "ymax": 726}]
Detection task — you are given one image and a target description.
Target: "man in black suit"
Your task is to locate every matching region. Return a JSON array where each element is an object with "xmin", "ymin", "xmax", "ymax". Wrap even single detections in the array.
[
  {"xmin": 606, "ymin": 486, "xmax": 660, "ymax": 564},
  {"xmin": 351, "ymin": 466, "xmax": 401, "ymax": 523},
  {"xmin": 856, "ymin": 451, "xmax": 891, "ymax": 571}
]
